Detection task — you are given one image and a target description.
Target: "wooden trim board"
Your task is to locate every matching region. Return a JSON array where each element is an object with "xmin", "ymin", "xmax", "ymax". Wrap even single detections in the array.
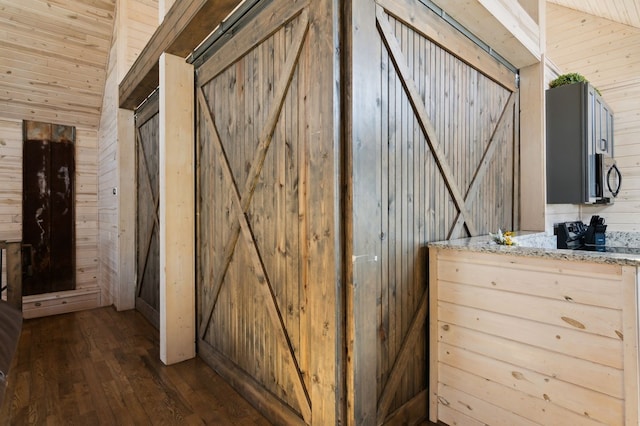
[{"xmin": 119, "ymin": 0, "xmax": 244, "ymax": 109}]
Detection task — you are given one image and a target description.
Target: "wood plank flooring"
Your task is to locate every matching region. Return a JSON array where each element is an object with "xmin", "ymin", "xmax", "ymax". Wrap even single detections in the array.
[
  {"xmin": 0, "ymin": 307, "xmax": 272, "ymax": 425},
  {"xmin": 0, "ymin": 306, "xmax": 441, "ymax": 425}
]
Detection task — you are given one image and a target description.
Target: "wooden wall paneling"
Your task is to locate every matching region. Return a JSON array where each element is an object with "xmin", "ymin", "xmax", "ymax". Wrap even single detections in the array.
[
  {"xmin": 98, "ymin": 0, "xmax": 158, "ymax": 311},
  {"xmin": 116, "ymin": 108, "xmax": 136, "ymax": 311},
  {"xmin": 440, "ymin": 340, "xmax": 623, "ymax": 424},
  {"xmin": 98, "ymin": 25, "xmax": 120, "ymax": 307},
  {"xmin": 548, "ymin": 0, "xmax": 640, "ymax": 28},
  {"xmin": 429, "ymin": 249, "xmax": 638, "ymax": 424},
  {"xmin": 0, "ymin": 0, "xmax": 116, "ymax": 129},
  {"xmin": 0, "ymin": 120, "xmax": 23, "ymax": 242}
]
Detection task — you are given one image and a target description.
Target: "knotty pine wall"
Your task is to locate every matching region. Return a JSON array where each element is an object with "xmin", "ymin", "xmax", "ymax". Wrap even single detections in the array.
[
  {"xmin": 98, "ymin": 21, "xmax": 119, "ymax": 305},
  {"xmin": 545, "ymin": 4, "xmax": 640, "ymax": 232},
  {"xmin": 98, "ymin": 0, "xmax": 158, "ymax": 306}
]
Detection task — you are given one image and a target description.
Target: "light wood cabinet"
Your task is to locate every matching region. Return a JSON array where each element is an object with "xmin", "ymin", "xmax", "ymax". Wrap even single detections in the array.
[{"xmin": 429, "ymin": 247, "xmax": 639, "ymax": 425}]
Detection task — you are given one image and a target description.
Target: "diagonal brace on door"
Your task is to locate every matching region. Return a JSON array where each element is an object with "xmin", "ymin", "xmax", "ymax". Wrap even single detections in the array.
[
  {"xmin": 136, "ymin": 126, "xmax": 160, "ymax": 297},
  {"xmin": 197, "ymin": 9, "xmax": 311, "ymax": 421},
  {"xmin": 376, "ymin": 6, "xmax": 478, "ymax": 237},
  {"xmin": 448, "ymin": 93, "xmax": 516, "ymax": 239}
]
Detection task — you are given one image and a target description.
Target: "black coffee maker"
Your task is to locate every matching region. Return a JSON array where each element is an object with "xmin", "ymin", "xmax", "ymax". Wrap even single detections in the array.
[{"xmin": 555, "ymin": 215, "xmax": 606, "ymax": 250}]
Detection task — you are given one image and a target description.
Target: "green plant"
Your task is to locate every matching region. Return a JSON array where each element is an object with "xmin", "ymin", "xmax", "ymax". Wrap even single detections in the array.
[{"xmin": 549, "ymin": 72, "xmax": 600, "ymax": 95}]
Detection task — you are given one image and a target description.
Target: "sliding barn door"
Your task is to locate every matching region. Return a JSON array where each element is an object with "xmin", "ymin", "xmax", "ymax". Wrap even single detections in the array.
[
  {"xmin": 348, "ymin": 0, "xmax": 519, "ymax": 423},
  {"xmin": 195, "ymin": 1, "xmax": 340, "ymax": 424},
  {"xmin": 135, "ymin": 92, "xmax": 160, "ymax": 329}
]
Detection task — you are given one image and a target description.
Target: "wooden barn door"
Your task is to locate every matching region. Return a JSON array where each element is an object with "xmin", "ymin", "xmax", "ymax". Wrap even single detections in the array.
[
  {"xmin": 135, "ymin": 92, "xmax": 160, "ymax": 329},
  {"xmin": 348, "ymin": 0, "xmax": 519, "ymax": 423},
  {"xmin": 22, "ymin": 120, "xmax": 75, "ymax": 296},
  {"xmin": 195, "ymin": 1, "xmax": 340, "ymax": 424}
]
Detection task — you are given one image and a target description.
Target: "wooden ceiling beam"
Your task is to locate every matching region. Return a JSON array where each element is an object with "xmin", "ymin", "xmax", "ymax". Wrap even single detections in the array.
[
  {"xmin": 118, "ymin": 0, "xmax": 243, "ymax": 110},
  {"xmin": 430, "ymin": 0, "xmax": 541, "ymax": 69}
]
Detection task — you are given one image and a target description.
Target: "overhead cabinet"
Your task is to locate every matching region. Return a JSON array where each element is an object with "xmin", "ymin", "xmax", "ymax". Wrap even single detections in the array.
[{"xmin": 546, "ymin": 82, "xmax": 615, "ymax": 204}]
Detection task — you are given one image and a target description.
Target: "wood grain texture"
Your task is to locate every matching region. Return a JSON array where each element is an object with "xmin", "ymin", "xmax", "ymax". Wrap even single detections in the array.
[
  {"xmin": 158, "ymin": 52, "xmax": 195, "ymax": 365},
  {"xmin": 428, "ymin": 0, "xmax": 540, "ymax": 68},
  {"xmin": 135, "ymin": 91, "xmax": 160, "ymax": 329},
  {"xmin": 0, "ymin": 0, "xmax": 116, "ymax": 129},
  {"xmin": 429, "ymin": 248, "xmax": 638, "ymax": 425},
  {"xmin": 0, "ymin": 307, "xmax": 272, "ymax": 425},
  {"xmin": 119, "ymin": 0, "xmax": 244, "ymax": 109},
  {"xmin": 347, "ymin": 1, "xmax": 517, "ymax": 422},
  {"xmin": 196, "ymin": 2, "xmax": 325, "ymax": 422}
]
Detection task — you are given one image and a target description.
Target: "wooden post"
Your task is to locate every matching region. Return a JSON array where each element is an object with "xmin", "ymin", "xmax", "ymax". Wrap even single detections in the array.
[
  {"xmin": 159, "ymin": 52, "xmax": 196, "ymax": 365},
  {"xmin": 519, "ymin": 60, "xmax": 546, "ymax": 231},
  {"xmin": 346, "ymin": 0, "xmax": 380, "ymax": 423},
  {"xmin": 519, "ymin": 0, "xmax": 546, "ymax": 231},
  {"xmin": 6, "ymin": 242, "xmax": 22, "ymax": 311},
  {"xmin": 116, "ymin": 108, "xmax": 137, "ymax": 311},
  {"xmin": 306, "ymin": 0, "xmax": 342, "ymax": 424}
]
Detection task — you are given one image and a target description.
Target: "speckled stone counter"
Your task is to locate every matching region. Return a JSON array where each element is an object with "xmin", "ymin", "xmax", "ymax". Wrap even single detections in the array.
[{"xmin": 428, "ymin": 231, "xmax": 640, "ymax": 266}]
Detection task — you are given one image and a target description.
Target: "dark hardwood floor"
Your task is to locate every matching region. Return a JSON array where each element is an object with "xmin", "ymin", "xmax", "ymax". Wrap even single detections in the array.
[
  {"xmin": 1, "ymin": 307, "xmax": 441, "ymax": 425},
  {"xmin": 0, "ymin": 307, "xmax": 271, "ymax": 425}
]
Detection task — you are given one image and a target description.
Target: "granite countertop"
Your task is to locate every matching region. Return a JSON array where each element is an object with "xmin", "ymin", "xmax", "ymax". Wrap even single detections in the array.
[{"xmin": 428, "ymin": 231, "xmax": 640, "ymax": 266}]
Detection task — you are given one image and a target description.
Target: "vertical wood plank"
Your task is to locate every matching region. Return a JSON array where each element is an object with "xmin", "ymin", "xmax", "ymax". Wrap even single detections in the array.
[
  {"xmin": 428, "ymin": 247, "xmax": 439, "ymax": 422},
  {"xmin": 6, "ymin": 241, "xmax": 22, "ymax": 310},
  {"xmin": 519, "ymin": 61, "xmax": 545, "ymax": 231},
  {"xmin": 306, "ymin": 0, "xmax": 341, "ymax": 423},
  {"xmin": 159, "ymin": 52, "xmax": 195, "ymax": 365},
  {"xmin": 117, "ymin": 109, "xmax": 136, "ymax": 311},
  {"xmin": 346, "ymin": 0, "xmax": 380, "ymax": 423},
  {"xmin": 622, "ymin": 266, "xmax": 639, "ymax": 425}
]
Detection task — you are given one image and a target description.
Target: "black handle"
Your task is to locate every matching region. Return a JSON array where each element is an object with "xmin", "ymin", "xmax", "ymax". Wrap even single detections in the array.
[{"xmin": 607, "ymin": 163, "xmax": 622, "ymax": 197}]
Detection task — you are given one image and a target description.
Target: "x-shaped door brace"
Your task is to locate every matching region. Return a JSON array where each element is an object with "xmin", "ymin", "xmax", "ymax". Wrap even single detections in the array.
[
  {"xmin": 374, "ymin": 7, "xmax": 516, "ymax": 423},
  {"xmin": 197, "ymin": 9, "xmax": 311, "ymax": 423},
  {"xmin": 377, "ymin": 7, "xmax": 515, "ymax": 241},
  {"xmin": 136, "ymin": 126, "xmax": 160, "ymax": 298}
]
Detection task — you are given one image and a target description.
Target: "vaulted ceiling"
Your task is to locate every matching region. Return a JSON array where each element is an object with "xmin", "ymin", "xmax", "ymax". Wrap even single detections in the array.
[
  {"xmin": 0, "ymin": 0, "xmax": 116, "ymax": 129},
  {"xmin": 546, "ymin": 1, "xmax": 640, "ymax": 90},
  {"xmin": 0, "ymin": 0, "xmax": 637, "ymax": 131},
  {"xmin": 548, "ymin": 0, "xmax": 640, "ymax": 28}
]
